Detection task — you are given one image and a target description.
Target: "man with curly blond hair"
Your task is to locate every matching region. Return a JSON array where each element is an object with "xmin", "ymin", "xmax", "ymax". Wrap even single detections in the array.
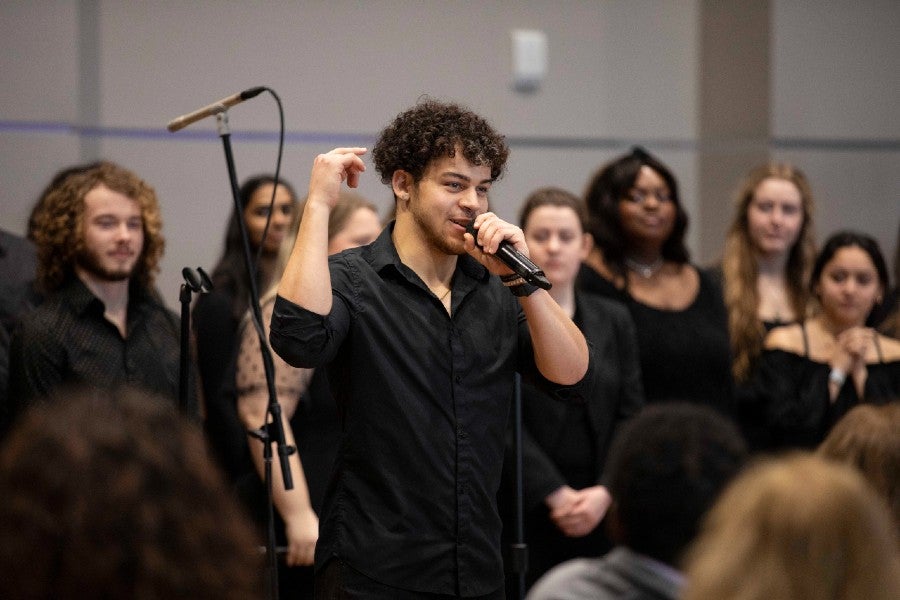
[
  {"xmin": 5, "ymin": 162, "xmax": 191, "ymax": 431},
  {"xmin": 270, "ymin": 99, "xmax": 592, "ymax": 598}
]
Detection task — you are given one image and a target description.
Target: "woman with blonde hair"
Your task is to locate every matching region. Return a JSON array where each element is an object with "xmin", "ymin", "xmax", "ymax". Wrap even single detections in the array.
[
  {"xmin": 681, "ymin": 454, "xmax": 900, "ymax": 600},
  {"xmin": 818, "ymin": 403, "xmax": 900, "ymax": 532},
  {"xmin": 718, "ymin": 163, "xmax": 816, "ymax": 449}
]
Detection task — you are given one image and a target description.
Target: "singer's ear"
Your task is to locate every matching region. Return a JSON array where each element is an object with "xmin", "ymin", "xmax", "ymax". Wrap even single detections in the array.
[{"xmin": 391, "ymin": 170, "xmax": 412, "ymax": 205}]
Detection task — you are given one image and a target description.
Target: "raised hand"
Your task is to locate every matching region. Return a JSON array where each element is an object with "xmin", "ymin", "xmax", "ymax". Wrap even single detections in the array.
[{"xmin": 307, "ymin": 147, "xmax": 367, "ymax": 210}]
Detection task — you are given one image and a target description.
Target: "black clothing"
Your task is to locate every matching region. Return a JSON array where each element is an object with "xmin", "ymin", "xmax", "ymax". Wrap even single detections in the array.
[
  {"xmin": 503, "ymin": 292, "xmax": 644, "ymax": 591},
  {"xmin": 316, "ymin": 559, "xmax": 504, "ymax": 600},
  {"xmin": 735, "ymin": 320, "xmax": 796, "ymax": 452},
  {"xmin": 269, "ymin": 224, "xmax": 592, "ymax": 597},
  {"xmin": 0, "ymin": 229, "xmax": 37, "ymax": 298},
  {"xmin": 7, "ymin": 277, "xmax": 190, "ymax": 425},
  {"xmin": 754, "ymin": 326, "xmax": 900, "ymax": 450},
  {"xmin": 577, "ymin": 264, "xmax": 734, "ymax": 414},
  {"xmin": 293, "ymin": 368, "xmax": 340, "ymax": 514},
  {"xmin": 192, "ymin": 288, "xmax": 257, "ymax": 483},
  {"xmin": 0, "ymin": 229, "xmax": 41, "ymax": 425},
  {"xmin": 193, "ymin": 288, "xmax": 239, "ymax": 406}
]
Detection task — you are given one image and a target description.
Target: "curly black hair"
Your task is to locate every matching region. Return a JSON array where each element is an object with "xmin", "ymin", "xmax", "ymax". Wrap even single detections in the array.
[
  {"xmin": 605, "ymin": 403, "xmax": 747, "ymax": 566},
  {"xmin": 372, "ymin": 98, "xmax": 509, "ymax": 189},
  {"xmin": 584, "ymin": 146, "xmax": 690, "ymax": 281}
]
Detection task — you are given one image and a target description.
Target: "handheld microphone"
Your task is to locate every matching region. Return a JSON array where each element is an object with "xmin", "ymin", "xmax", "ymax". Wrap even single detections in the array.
[
  {"xmin": 166, "ymin": 86, "xmax": 266, "ymax": 132},
  {"xmin": 466, "ymin": 222, "xmax": 551, "ymax": 290}
]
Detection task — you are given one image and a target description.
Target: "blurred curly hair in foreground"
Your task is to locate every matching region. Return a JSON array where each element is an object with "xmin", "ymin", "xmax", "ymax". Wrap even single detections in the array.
[{"xmin": 0, "ymin": 385, "xmax": 263, "ymax": 600}]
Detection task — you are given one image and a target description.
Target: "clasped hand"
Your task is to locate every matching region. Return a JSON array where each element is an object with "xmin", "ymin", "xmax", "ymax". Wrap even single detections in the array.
[
  {"xmin": 832, "ymin": 326, "xmax": 875, "ymax": 375},
  {"xmin": 464, "ymin": 212, "xmax": 529, "ymax": 278}
]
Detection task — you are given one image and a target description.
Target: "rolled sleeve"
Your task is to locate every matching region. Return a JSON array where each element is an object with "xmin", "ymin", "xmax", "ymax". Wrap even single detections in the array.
[
  {"xmin": 549, "ymin": 339, "xmax": 597, "ymax": 402},
  {"xmin": 269, "ymin": 293, "xmax": 350, "ymax": 368}
]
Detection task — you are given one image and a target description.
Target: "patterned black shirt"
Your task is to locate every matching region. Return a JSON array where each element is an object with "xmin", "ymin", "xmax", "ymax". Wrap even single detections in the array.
[{"xmin": 6, "ymin": 277, "xmax": 190, "ymax": 428}]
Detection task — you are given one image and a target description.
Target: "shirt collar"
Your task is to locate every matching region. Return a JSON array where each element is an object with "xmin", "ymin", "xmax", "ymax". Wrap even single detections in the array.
[
  {"xmin": 368, "ymin": 220, "xmax": 489, "ymax": 285},
  {"xmin": 59, "ymin": 277, "xmax": 104, "ymax": 316},
  {"xmin": 58, "ymin": 276, "xmax": 154, "ymax": 319}
]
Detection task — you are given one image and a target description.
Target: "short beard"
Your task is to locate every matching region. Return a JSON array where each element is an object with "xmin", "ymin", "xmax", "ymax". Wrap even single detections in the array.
[
  {"xmin": 407, "ymin": 196, "xmax": 465, "ymax": 256},
  {"xmin": 75, "ymin": 247, "xmax": 134, "ymax": 282}
]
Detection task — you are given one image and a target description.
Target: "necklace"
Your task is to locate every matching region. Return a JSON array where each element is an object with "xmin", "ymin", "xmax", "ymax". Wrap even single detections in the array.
[
  {"xmin": 430, "ymin": 285, "xmax": 451, "ymax": 302},
  {"xmin": 624, "ymin": 256, "xmax": 664, "ymax": 279}
]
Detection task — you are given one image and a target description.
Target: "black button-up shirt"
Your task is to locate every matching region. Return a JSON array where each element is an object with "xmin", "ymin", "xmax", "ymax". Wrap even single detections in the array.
[
  {"xmin": 7, "ymin": 277, "xmax": 188, "ymax": 426},
  {"xmin": 270, "ymin": 224, "xmax": 590, "ymax": 596}
]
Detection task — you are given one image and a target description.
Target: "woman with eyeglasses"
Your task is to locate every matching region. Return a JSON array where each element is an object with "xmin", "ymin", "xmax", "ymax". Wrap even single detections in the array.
[{"xmin": 578, "ymin": 147, "xmax": 733, "ymax": 413}]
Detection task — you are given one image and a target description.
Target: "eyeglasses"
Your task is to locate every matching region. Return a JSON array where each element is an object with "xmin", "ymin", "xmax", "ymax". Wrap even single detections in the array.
[{"xmin": 623, "ymin": 188, "xmax": 673, "ymax": 204}]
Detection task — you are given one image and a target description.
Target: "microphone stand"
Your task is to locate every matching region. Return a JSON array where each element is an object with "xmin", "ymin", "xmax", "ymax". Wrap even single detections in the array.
[
  {"xmin": 178, "ymin": 267, "xmax": 212, "ymax": 414},
  {"xmin": 216, "ymin": 110, "xmax": 294, "ymax": 600},
  {"xmin": 510, "ymin": 372, "xmax": 528, "ymax": 599}
]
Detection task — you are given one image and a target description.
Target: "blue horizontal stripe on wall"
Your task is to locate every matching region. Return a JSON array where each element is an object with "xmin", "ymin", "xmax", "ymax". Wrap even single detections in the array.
[{"xmin": 1, "ymin": 120, "xmax": 898, "ymax": 152}]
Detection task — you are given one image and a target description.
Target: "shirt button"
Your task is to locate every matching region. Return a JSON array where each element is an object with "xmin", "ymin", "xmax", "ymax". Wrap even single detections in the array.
[{"xmin": 455, "ymin": 375, "xmax": 462, "ymax": 384}]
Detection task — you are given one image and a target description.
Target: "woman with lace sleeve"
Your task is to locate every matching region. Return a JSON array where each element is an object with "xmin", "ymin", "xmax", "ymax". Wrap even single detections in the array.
[{"xmin": 235, "ymin": 191, "xmax": 381, "ymax": 597}]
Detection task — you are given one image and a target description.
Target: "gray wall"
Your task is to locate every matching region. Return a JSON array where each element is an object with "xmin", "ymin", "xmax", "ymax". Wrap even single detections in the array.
[{"xmin": 1, "ymin": 1, "xmax": 897, "ymax": 310}]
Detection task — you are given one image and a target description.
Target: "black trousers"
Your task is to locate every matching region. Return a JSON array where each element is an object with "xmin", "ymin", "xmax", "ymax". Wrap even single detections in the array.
[{"xmin": 315, "ymin": 559, "xmax": 504, "ymax": 600}]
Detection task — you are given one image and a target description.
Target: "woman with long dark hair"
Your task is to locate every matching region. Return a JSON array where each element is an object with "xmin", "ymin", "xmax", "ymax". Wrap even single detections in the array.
[
  {"xmin": 756, "ymin": 231, "xmax": 900, "ymax": 449},
  {"xmin": 579, "ymin": 147, "xmax": 733, "ymax": 413},
  {"xmin": 192, "ymin": 174, "xmax": 299, "ymax": 480}
]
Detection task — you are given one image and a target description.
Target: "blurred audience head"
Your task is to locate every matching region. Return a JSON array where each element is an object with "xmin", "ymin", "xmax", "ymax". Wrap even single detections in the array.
[
  {"xmin": 323, "ymin": 190, "xmax": 381, "ymax": 255},
  {"xmin": 604, "ymin": 403, "xmax": 747, "ymax": 568},
  {"xmin": 682, "ymin": 453, "xmax": 900, "ymax": 600},
  {"xmin": 818, "ymin": 403, "xmax": 900, "ymax": 532},
  {"xmin": 0, "ymin": 386, "xmax": 263, "ymax": 599}
]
